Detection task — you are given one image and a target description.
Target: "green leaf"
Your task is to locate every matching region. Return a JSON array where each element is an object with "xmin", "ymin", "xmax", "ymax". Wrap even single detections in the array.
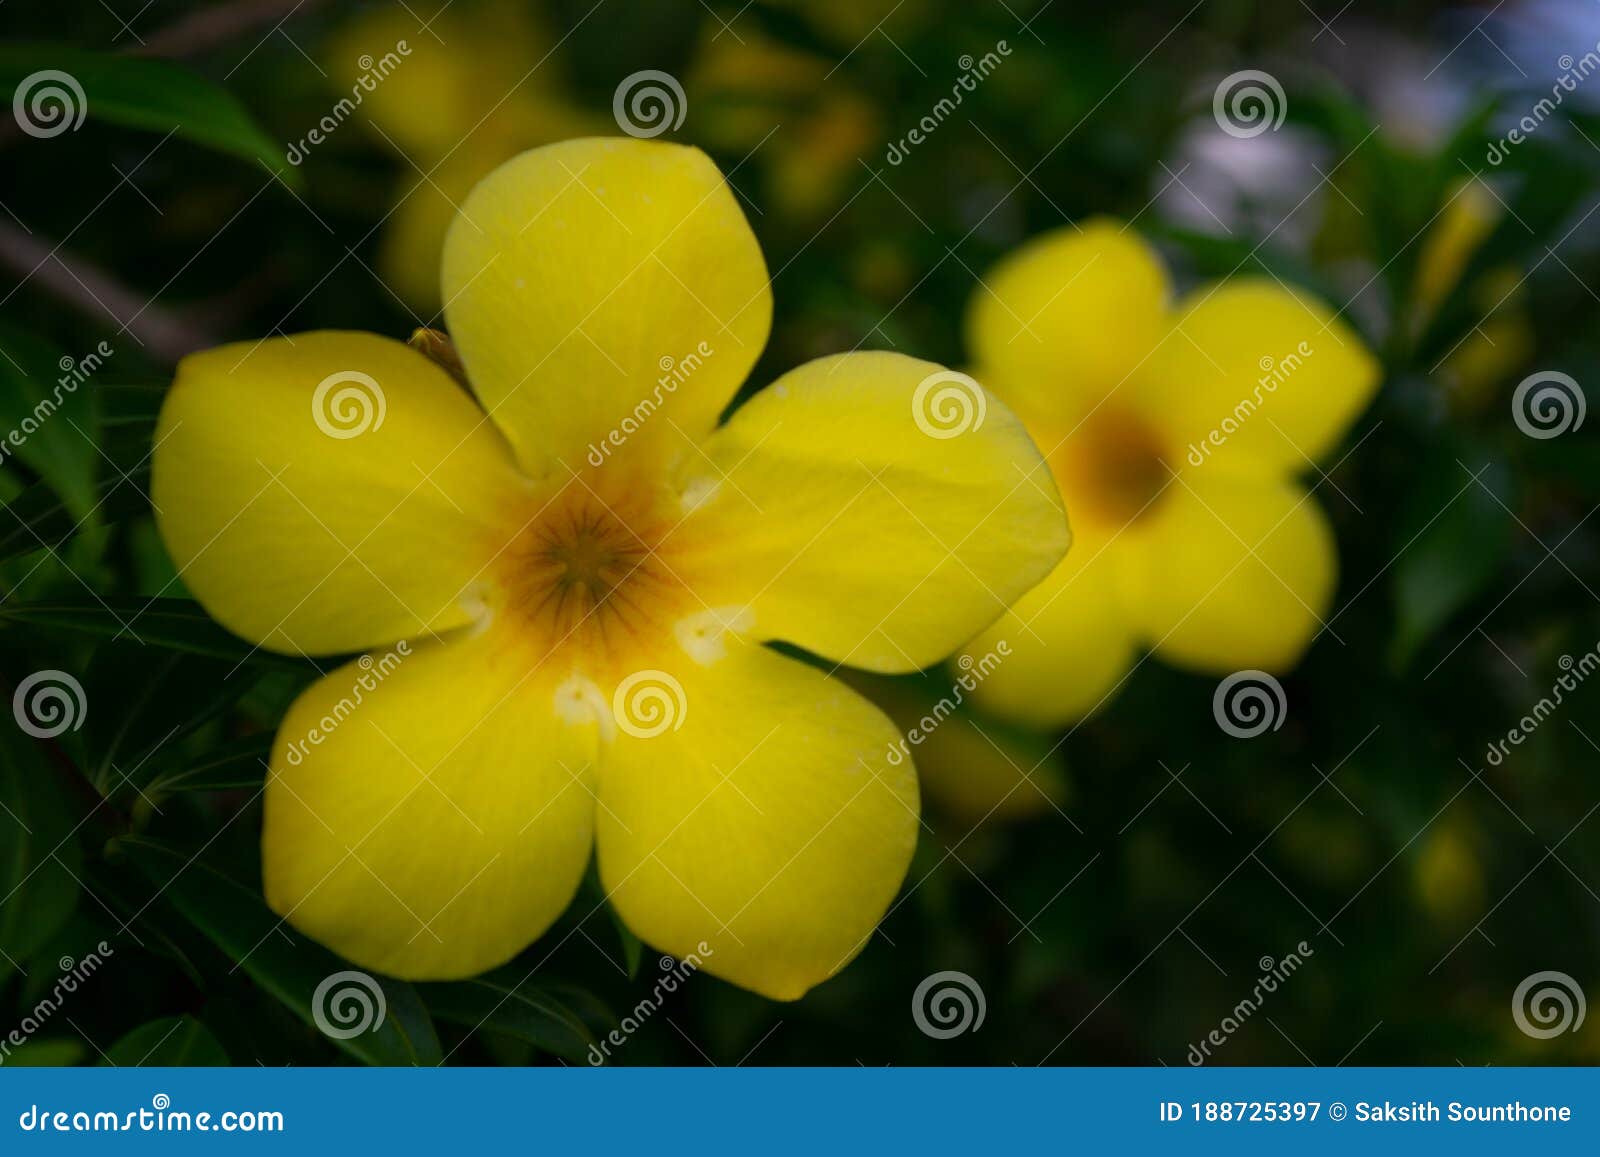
[
  {"xmin": 0, "ymin": 325, "xmax": 99, "ymax": 523},
  {"xmin": 1, "ymin": 1039, "xmax": 86, "ymax": 1066},
  {"xmin": 1391, "ymin": 453, "xmax": 1517, "ymax": 668},
  {"xmin": 79, "ymin": 644, "xmax": 257, "ymax": 795},
  {"xmin": 0, "ymin": 597, "xmax": 308, "ymax": 667},
  {"xmin": 102, "ymin": 1015, "xmax": 229, "ymax": 1066},
  {"xmin": 0, "ymin": 721, "xmax": 83, "ymax": 983},
  {"xmin": 142, "ymin": 732, "xmax": 272, "ymax": 799},
  {"xmin": 423, "ymin": 975, "xmax": 601, "ymax": 1064},
  {"xmin": 114, "ymin": 836, "xmax": 441, "ymax": 1067},
  {"xmin": 0, "ymin": 468, "xmax": 148, "ymax": 565},
  {"xmin": 0, "ymin": 46, "xmax": 299, "ymax": 189}
]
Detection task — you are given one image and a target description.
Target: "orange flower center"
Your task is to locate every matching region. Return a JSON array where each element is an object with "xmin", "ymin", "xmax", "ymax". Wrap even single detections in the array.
[
  {"xmin": 487, "ymin": 472, "xmax": 694, "ymax": 671},
  {"xmin": 1049, "ymin": 405, "xmax": 1172, "ymax": 529}
]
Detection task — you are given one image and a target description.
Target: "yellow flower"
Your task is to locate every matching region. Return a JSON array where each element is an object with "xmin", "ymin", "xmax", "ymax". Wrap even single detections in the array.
[
  {"xmin": 958, "ymin": 221, "xmax": 1380, "ymax": 727},
  {"xmin": 687, "ymin": 27, "xmax": 879, "ymax": 221},
  {"xmin": 324, "ymin": 1, "xmax": 597, "ymax": 310},
  {"xmin": 151, "ymin": 138, "xmax": 1068, "ymax": 1001}
]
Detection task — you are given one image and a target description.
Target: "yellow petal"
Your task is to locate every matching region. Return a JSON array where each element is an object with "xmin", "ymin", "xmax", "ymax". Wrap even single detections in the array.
[
  {"xmin": 441, "ymin": 138, "xmax": 772, "ymax": 474},
  {"xmin": 966, "ymin": 220, "xmax": 1171, "ymax": 420},
  {"xmin": 262, "ymin": 629, "xmax": 597, "ymax": 979},
  {"xmin": 959, "ymin": 522, "xmax": 1142, "ymax": 727},
  {"xmin": 596, "ymin": 644, "xmax": 918, "ymax": 1001},
  {"xmin": 153, "ymin": 332, "xmax": 526, "ymax": 656},
  {"xmin": 1122, "ymin": 472, "xmax": 1336, "ymax": 673},
  {"xmin": 681, "ymin": 351, "xmax": 1069, "ymax": 673},
  {"xmin": 1142, "ymin": 280, "xmax": 1380, "ymax": 477}
]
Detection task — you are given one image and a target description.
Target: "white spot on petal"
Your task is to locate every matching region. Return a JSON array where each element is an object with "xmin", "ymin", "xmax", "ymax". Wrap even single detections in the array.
[{"xmin": 674, "ymin": 605, "xmax": 754, "ymax": 664}]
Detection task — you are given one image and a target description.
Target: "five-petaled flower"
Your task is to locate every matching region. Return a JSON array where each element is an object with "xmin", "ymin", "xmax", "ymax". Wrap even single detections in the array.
[
  {"xmin": 152, "ymin": 138, "xmax": 1069, "ymax": 1000},
  {"xmin": 956, "ymin": 221, "xmax": 1380, "ymax": 727}
]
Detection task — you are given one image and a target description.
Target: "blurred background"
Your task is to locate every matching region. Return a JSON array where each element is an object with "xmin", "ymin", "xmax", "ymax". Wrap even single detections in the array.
[{"xmin": 1, "ymin": 0, "xmax": 1598, "ymax": 1066}]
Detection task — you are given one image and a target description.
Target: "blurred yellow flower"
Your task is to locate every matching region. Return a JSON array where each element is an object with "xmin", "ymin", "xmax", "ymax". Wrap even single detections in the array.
[
  {"xmin": 958, "ymin": 221, "xmax": 1381, "ymax": 726},
  {"xmin": 324, "ymin": 1, "xmax": 597, "ymax": 310},
  {"xmin": 687, "ymin": 27, "xmax": 879, "ymax": 220},
  {"xmin": 151, "ymin": 138, "xmax": 1069, "ymax": 1000}
]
